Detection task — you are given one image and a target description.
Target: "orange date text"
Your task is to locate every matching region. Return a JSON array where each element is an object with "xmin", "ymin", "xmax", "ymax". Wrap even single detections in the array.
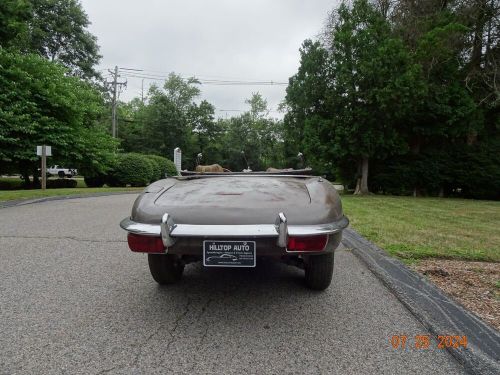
[{"xmin": 390, "ymin": 335, "xmax": 467, "ymax": 350}]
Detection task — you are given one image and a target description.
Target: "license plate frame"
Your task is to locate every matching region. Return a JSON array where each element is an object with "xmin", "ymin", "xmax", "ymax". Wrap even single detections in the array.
[{"xmin": 203, "ymin": 240, "xmax": 256, "ymax": 267}]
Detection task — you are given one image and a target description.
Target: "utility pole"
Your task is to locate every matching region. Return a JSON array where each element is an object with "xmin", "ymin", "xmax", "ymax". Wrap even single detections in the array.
[{"xmin": 107, "ymin": 66, "xmax": 127, "ymax": 138}]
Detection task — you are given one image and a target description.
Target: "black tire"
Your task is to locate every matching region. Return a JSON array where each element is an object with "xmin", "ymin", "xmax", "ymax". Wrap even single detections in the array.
[
  {"xmin": 58, "ymin": 171, "xmax": 65, "ymax": 178},
  {"xmin": 148, "ymin": 254, "xmax": 184, "ymax": 285},
  {"xmin": 304, "ymin": 253, "xmax": 334, "ymax": 290}
]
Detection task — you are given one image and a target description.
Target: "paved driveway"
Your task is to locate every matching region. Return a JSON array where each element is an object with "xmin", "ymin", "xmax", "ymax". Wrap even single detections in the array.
[{"xmin": 0, "ymin": 195, "xmax": 464, "ymax": 374}]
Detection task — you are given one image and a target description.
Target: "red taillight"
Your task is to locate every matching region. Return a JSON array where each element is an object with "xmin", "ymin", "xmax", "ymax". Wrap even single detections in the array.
[
  {"xmin": 127, "ymin": 233, "xmax": 165, "ymax": 253},
  {"xmin": 287, "ymin": 235, "xmax": 328, "ymax": 252}
]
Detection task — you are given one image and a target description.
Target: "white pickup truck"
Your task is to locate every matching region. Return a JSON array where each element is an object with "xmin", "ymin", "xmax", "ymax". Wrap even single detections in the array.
[{"xmin": 47, "ymin": 165, "xmax": 78, "ymax": 178}]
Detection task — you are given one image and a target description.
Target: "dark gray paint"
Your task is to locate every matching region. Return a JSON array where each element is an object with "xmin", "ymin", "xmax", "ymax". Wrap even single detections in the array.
[{"xmin": 132, "ymin": 175, "xmax": 344, "ymax": 226}]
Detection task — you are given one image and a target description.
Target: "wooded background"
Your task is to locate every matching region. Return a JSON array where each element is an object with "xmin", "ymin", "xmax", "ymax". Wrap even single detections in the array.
[{"xmin": 0, "ymin": 0, "xmax": 498, "ymax": 198}]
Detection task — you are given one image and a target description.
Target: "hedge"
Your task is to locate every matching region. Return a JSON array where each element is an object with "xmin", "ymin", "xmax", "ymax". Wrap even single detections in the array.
[
  {"xmin": 46, "ymin": 179, "xmax": 78, "ymax": 189},
  {"xmin": 146, "ymin": 155, "xmax": 178, "ymax": 179},
  {"xmin": 109, "ymin": 153, "xmax": 154, "ymax": 187},
  {"xmin": 84, "ymin": 153, "xmax": 178, "ymax": 187},
  {"xmin": 0, "ymin": 178, "xmax": 24, "ymax": 190},
  {"xmin": 84, "ymin": 175, "xmax": 106, "ymax": 188}
]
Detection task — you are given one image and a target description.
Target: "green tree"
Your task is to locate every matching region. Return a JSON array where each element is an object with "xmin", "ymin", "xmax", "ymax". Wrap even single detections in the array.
[
  {"xmin": 219, "ymin": 93, "xmax": 285, "ymax": 171},
  {"xmin": 282, "ymin": 39, "xmax": 331, "ymax": 171},
  {"xmin": 192, "ymin": 100, "xmax": 219, "ymax": 155},
  {"xmin": 285, "ymin": 0, "xmax": 424, "ymax": 192},
  {"xmin": 141, "ymin": 74, "xmax": 201, "ymax": 166},
  {"xmin": 27, "ymin": 0, "xmax": 101, "ymax": 78},
  {"xmin": 0, "ymin": 0, "xmax": 31, "ymax": 48},
  {"xmin": 0, "ymin": 50, "xmax": 116, "ymax": 184},
  {"xmin": 330, "ymin": 0, "xmax": 426, "ymax": 194},
  {"xmin": 116, "ymin": 98, "xmax": 148, "ymax": 153}
]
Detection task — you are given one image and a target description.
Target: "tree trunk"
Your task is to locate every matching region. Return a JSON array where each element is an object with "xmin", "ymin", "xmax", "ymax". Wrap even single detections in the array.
[
  {"xmin": 410, "ymin": 135, "xmax": 421, "ymax": 155},
  {"xmin": 354, "ymin": 158, "xmax": 362, "ymax": 194},
  {"xmin": 354, "ymin": 157, "xmax": 370, "ymax": 195},
  {"xmin": 354, "ymin": 178, "xmax": 361, "ymax": 195},
  {"xmin": 32, "ymin": 167, "xmax": 40, "ymax": 188},
  {"xmin": 21, "ymin": 170, "xmax": 31, "ymax": 187}
]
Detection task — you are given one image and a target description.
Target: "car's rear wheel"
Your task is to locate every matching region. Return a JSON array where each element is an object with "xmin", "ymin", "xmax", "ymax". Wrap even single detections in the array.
[
  {"xmin": 304, "ymin": 253, "xmax": 334, "ymax": 290},
  {"xmin": 58, "ymin": 171, "xmax": 65, "ymax": 178},
  {"xmin": 148, "ymin": 254, "xmax": 184, "ymax": 285}
]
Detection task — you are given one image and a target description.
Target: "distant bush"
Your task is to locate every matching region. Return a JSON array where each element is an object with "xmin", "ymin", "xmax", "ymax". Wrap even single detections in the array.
[
  {"xmin": 164, "ymin": 158, "xmax": 178, "ymax": 177},
  {"xmin": 145, "ymin": 155, "xmax": 163, "ymax": 181},
  {"xmin": 146, "ymin": 155, "xmax": 178, "ymax": 179},
  {"xmin": 85, "ymin": 153, "xmax": 178, "ymax": 187},
  {"xmin": 47, "ymin": 179, "xmax": 77, "ymax": 189},
  {"xmin": 110, "ymin": 153, "xmax": 154, "ymax": 187},
  {"xmin": 84, "ymin": 175, "xmax": 106, "ymax": 188},
  {"xmin": 0, "ymin": 178, "xmax": 24, "ymax": 190}
]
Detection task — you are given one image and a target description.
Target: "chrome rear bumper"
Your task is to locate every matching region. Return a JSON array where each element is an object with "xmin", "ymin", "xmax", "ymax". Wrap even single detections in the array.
[{"xmin": 120, "ymin": 212, "xmax": 349, "ymax": 248}]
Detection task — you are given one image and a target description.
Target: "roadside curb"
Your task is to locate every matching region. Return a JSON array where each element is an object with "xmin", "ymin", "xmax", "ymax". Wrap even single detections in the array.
[
  {"xmin": 342, "ymin": 228, "xmax": 500, "ymax": 375},
  {"xmin": 0, "ymin": 191, "xmax": 140, "ymax": 209}
]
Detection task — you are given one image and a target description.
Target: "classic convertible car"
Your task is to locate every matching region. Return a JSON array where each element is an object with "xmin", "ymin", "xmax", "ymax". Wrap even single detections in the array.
[{"xmin": 119, "ymin": 169, "xmax": 349, "ymax": 290}]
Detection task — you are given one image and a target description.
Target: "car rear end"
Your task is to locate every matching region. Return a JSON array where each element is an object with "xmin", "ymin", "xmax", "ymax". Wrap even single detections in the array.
[{"xmin": 120, "ymin": 174, "xmax": 348, "ymax": 289}]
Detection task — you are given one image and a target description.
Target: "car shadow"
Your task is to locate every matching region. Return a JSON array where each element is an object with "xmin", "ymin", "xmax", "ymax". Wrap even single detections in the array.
[{"xmin": 162, "ymin": 257, "xmax": 309, "ymax": 294}]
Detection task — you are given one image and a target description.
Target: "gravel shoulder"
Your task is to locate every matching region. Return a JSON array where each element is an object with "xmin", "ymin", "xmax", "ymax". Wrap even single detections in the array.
[{"xmin": 413, "ymin": 259, "xmax": 500, "ymax": 331}]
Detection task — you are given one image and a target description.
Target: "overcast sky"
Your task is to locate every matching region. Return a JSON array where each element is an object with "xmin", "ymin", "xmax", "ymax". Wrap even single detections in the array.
[{"xmin": 80, "ymin": 0, "xmax": 337, "ymax": 118}]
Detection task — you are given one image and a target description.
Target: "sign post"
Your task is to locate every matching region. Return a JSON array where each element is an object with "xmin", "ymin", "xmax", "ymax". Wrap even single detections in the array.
[
  {"xmin": 37, "ymin": 146, "xmax": 52, "ymax": 190},
  {"xmin": 174, "ymin": 147, "xmax": 182, "ymax": 175}
]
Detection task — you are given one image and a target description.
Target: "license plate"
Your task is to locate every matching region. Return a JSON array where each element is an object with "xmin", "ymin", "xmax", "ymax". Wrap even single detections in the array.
[{"xmin": 203, "ymin": 240, "xmax": 256, "ymax": 267}]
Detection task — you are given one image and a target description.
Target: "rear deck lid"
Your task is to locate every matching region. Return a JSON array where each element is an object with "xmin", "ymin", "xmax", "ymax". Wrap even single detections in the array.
[{"xmin": 153, "ymin": 176, "xmax": 313, "ymax": 225}]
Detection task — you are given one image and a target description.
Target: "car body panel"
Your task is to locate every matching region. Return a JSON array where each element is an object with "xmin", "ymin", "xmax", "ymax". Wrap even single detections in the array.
[
  {"xmin": 131, "ymin": 175, "xmax": 344, "ymax": 226},
  {"xmin": 121, "ymin": 174, "xmax": 348, "ymax": 257}
]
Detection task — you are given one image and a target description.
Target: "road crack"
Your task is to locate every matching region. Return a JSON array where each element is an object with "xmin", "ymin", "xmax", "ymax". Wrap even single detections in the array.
[{"xmin": 165, "ymin": 297, "xmax": 192, "ymax": 352}]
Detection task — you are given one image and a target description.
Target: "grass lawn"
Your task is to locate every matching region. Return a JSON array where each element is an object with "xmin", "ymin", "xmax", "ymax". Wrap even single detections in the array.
[
  {"xmin": 341, "ymin": 195, "xmax": 500, "ymax": 263},
  {"xmin": 0, "ymin": 184, "xmax": 142, "ymax": 202}
]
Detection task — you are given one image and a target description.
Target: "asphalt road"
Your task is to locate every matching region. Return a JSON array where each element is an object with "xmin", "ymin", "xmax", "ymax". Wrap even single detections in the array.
[{"xmin": 0, "ymin": 195, "xmax": 465, "ymax": 374}]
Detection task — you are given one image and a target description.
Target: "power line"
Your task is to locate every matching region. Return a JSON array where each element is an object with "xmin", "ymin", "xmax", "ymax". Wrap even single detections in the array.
[
  {"xmin": 120, "ymin": 67, "xmax": 284, "ymax": 82},
  {"xmin": 110, "ymin": 67, "xmax": 288, "ymax": 86},
  {"xmin": 120, "ymin": 73, "xmax": 287, "ymax": 86}
]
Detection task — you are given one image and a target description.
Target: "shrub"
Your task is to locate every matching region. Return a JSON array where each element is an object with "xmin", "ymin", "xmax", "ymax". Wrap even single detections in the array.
[
  {"xmin": 146, "ymin": 155, "xmax": 178, "ymax": 179},
  {"xmin": 0, "ymin": 178, "xmax": 24, "ymax": 190},
  {"xmin": 165, "ymin": 158, "xmax": 178, "ymax": 177},
  {"xmin": 145, "ymin": 155, "xmax": 163, "ymax": 181},
  {"xmin": 84, "ymin": 175, "xmax": 105, "ymax": 188},
  {"xmin": 110, "ymin": 153, "xmax": 154, "ymax": 187},
  {"xmin": 46, "ymin": 179, "xmax": 77, "ymax": 189}
]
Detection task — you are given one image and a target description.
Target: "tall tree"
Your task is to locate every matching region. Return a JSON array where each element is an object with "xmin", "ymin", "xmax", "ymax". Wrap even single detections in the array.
[
  {"xmin": 219, "ymin": 93, "xmax": 284, "ymax": 171},
  {"xmin": 0, "ymin": 0, "xmax": 31, "ymax": 48},
  {"xmin": 286, "ymin": 0, "xmax": 424, "ymax": 193},
  {"xmin": 28, "ymin": 0, "xmax": 100, "ymax": 78},
  {"xmin": 0, "ymin": 50, "xmax": 116, "ymax": 184},
  {"xmin": 141, "ymin": 74, "xmax": 201, "ymax": 164},
  {"xmin": 282, "ymin": 40, "xmax": 331, "ymax": 170},
  {"xmin": 192, "ymin": 100, "xmax": 220, "ymax": 156}
]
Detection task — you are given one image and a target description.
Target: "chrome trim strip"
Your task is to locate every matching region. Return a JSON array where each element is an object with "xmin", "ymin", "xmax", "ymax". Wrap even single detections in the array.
[
  {"xmin": 120, "ymin": 218, "xmax": 161, "ymax": 236},
  {"xmin": 120, "ymin": 215, "xmax": 349, "ymax": 239},
  {"xmin": 172, "ymin": 224, "xmax": 278, "ymax": 237},
  {"xmin": 288, "ymin": 216, "xmax": 349, "ymax": 236}
]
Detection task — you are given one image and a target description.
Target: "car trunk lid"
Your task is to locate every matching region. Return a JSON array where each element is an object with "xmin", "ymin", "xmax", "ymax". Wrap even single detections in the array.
[{"xmin": 153, "ymin": 176, "xmax": 313, "ymax": 225}]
